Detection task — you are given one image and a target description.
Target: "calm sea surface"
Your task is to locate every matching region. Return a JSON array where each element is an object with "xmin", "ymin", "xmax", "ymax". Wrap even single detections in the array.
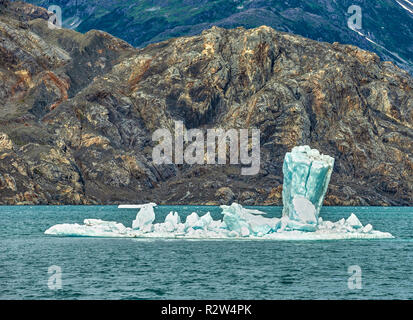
[{"xmin": 0, "ymin": 205, "xmax": 412, "ymax": 299}]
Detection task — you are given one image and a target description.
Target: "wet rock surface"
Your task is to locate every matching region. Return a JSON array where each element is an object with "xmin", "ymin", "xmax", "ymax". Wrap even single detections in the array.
[{"xmin": 0, "ymin": 3, "xmax": 412, "ymax": 205}]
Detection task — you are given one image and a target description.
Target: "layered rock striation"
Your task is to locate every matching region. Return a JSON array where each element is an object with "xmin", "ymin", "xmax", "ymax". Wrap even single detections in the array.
[{"xmin": 0, "ymin": 2, "xmax": 412, "ymax": 205}]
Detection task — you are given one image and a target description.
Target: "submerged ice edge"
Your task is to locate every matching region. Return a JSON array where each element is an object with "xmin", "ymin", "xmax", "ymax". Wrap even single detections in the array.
[{"xmin": 44, "ymin": 203, "xmax": 394, "ymax": 241}]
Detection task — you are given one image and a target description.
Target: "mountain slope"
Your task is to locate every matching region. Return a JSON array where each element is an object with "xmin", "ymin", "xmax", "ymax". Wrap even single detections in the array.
[
  {"xmin": 23, "ymin": 0, "xmax": 413, "ymax": 74},
  {"xmin": 0, "ymin": 2, "xmax": 412, "ymax": 205}
]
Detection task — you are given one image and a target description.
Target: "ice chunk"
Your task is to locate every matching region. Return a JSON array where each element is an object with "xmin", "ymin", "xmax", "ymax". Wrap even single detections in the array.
[
  {"xmin": 282, "ymin": 146, "xmax": 334, "ymax": 224},
  {"xmin": 163, "ymin": 211, "xmax": 181, "ymax": 232},
  {"xmin": 82, "ymin": 219, "xmax": 128, "ymax": 234},
  {"xmin": 45, "ymin": 220, "xmax": 129, "ymax": 237},
  {"xmin": 165, "ymin": 211, "xmax": 181, "ymax": 226},
  {"xmin": 362, "ymin": 224, "xmax": 373, "ymax": 233},
  {"xmin": 346, "ymin": 213, "xmax": 363, "ymax": 229},
  {"xmin": 187, "ymin": 212, "xmax": 213, "ymax": 231},
  {"xmin": 246, "ymin": 213, "xmax": 280, "ymax": 234},
  {"xmin": 221, "ymin": 203, "xmax": 280, "ymax": 235},
  {"xmin": 195, "ymin": 212, "xmax": 213, "ymax": 230},
  {"xmin": 289, "ymin": 196, "xmax": 317, "ymax": 225},
  {"xmin": 228, "ymin": 230, "xmax": 238, "ymax": 238},
  {"xmin": 132, "ymin": 203, "xmax": 156, "ymax": 232},
  {"xmin": 280, "ymin": 196, "xmax": 318, "ymax": 231},
  {"xmin": 209, "ymin": 219, "xmax": 225, "ymax": 230},
  {"xmin": 184, "ymin": 212, "xmax": 200, "ymax": 230},
  {"xmin": 291, "ymin": 196, "xmax": 317, "ymax": 224},
  {"xmin": 323, "ymin": 220, "xmax": 334, "ymax": 229},
  {"xmin": 118, "ymin": 203, "xmax": 157, "ymax": 209},
  {"xmin": 221, "ymin": 203, "xmax": 250, "ymax": 234}
]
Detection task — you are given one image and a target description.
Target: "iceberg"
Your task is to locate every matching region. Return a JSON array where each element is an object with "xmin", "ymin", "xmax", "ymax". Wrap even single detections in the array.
[
  {"xmin": 184, "ymin": 212, "xmax": 201, "ymax": 231},
  {"xmin": 44, "ymin": 146, "xmax": 394, "ymax": 241},
  {"xmin": 221, "ymin": 203, "xmax": 280, "ymax": 236},
  {"xmin": 282, "ymin": 146, "xmax": 334, "ymax": 231},
  {"xmin": 44, "ymin": 205, "xmax": 393, "ymax": 240},
  {"xmin": 195, "ymin": 212, "xmax": 213, "ymax": 230},
  {"xmin": 45, "ymin": 219, "xmax": 131, "ymax": 237},
  {"xmin": 346, "ymin": 213, "xmax": 363, "ymax": 229},
  {"xmin": 163, "ymin": 211, "xmax": 181, "ymax": 232},
  {"xmin": 131, "ymin": 203, "xmax": 156, "ymax": 232}
]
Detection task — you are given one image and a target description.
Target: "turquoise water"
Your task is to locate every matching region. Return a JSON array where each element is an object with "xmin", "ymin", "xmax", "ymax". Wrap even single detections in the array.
[{"xmin": 0, "ymin": 205, "xmax": 412, "ymax": 299}]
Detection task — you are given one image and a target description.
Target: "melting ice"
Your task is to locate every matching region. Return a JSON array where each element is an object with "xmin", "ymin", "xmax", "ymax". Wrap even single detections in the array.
[
  {"xmin": 44, "ymin": 202, "xmax": 393, "ymax": 240},
  {"xmin": 44, "ymin": 146, "xmax": 394, "ymax": 240}
]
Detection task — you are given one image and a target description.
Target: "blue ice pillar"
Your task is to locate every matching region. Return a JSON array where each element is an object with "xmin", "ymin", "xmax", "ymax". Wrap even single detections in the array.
[{"xmin": 282, "ymin": 146, "xmax": 334, "ymax": 231}]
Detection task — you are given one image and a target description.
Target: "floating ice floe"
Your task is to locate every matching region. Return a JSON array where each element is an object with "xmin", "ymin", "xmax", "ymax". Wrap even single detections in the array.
[
  {"xmin": 44, "ymin": 202, "xmax": 393, "ymax": 240},
  {"xmin": 44, "ymin": 146, "xmax": 394, "ymax": 240}
]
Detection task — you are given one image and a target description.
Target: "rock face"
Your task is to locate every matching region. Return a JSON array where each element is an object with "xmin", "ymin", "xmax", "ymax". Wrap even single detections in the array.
[
  {"xmin": 0, "ymin": 3, "xmax": 412, "ymax": 205},
  {"xmin": 25, "ymin": 0, "xmax": 413, "ymax": 74}
]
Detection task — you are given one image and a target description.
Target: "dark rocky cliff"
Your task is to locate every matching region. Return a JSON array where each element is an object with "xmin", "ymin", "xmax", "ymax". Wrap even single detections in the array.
[
  {"xmin": 25, "ymin": 0, "xmax": 413, "ymax": 74},
  {"xmin": 0, "ymin": 2, "xmax": 412, "ymax": 205}
]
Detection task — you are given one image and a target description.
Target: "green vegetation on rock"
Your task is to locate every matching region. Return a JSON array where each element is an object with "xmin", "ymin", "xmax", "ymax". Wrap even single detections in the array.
[{"xmin": 22, "ymin": 0, "xmax": 413, "ymax": 74}]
